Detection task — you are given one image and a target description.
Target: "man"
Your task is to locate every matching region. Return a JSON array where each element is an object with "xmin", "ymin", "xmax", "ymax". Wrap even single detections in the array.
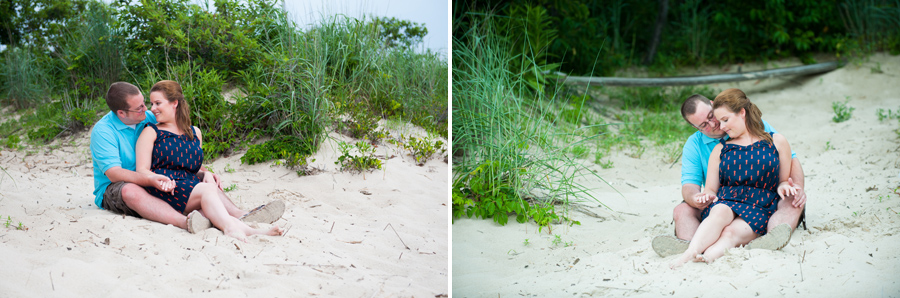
[
  {"xmin": 91, "ymin": 82, "xmax": 283, "ymax": 233},
  {"xmin": 651, "ymin": 94, "xmax": 807, "ymax": 257}
]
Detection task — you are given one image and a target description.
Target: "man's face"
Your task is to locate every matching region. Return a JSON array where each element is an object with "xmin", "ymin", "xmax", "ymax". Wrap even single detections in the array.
[
  {"xmin": 116, "ymin": 93, "xmax": 147, "ymax": 125},
  {"xmin": 686, "ymin": 101, "xmax": 726, "ymax": 139}
]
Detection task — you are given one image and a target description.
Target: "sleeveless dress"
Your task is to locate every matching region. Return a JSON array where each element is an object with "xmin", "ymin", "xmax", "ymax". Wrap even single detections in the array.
[
  {"xmin": 143, "ymin": 123, "xmax": 204, "ymax": 214},
  {"xmin": 701, "ymin": 133, "xmax": 780, "ymax": 235}
]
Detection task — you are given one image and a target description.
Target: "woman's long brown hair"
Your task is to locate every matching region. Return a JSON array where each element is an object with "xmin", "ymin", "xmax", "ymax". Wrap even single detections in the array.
[
  {"xmin": 150, "ymin": 80, "xmax": 194, "ymax": 140},
  {"xmin": 713, "ymin": 88, "xmax": 771, "ymax": 143}
]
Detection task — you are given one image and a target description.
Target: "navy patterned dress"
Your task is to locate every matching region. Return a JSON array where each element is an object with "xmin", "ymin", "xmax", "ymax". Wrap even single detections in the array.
[
  {"xmin": 701, "ymin": 133, "xmax": 780, "ymax": 235},
  {"xmin": 143, "ymin": 123, "xmax": 204, "ymax": 214}
]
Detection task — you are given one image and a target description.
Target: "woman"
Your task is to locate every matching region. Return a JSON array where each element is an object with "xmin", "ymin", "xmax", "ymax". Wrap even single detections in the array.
[
  {"xmin": 136, "ymin": 80, "xmax": 282, "ymax": 241},
  {"xmin": 670, "ymin": 88, "xmax": 797, "ymax": 269}
]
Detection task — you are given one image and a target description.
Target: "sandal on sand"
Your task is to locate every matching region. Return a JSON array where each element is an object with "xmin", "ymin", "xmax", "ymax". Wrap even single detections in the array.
[
  {"xmin": 746, "ymin": 223, "xmax": 792, "ymax": 250},
  {"xmin": 187, "ymin": 210, "xmax": 212, "ymax": 234},
  {"xmin": 652, "ymin": 235, "xmax": 690, "ymax": 257},
  {"xmin": 240, "ymin": 200, "xmax": 285, "ymax": 224}
]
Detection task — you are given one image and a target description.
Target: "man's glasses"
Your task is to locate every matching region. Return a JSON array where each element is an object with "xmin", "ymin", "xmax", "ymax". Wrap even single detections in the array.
[
  {"xmin": 122, "ymin": 103, "xmax": 148, "ymax": 114},
  {"xmin": 693, "ymin": 111, "xmax": 715, "ymax": 130}
]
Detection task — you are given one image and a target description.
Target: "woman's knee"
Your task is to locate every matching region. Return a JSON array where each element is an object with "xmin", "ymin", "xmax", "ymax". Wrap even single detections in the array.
[{"xmin": 193, "ymin": 182, "xmax": 216, "ymax": 194}]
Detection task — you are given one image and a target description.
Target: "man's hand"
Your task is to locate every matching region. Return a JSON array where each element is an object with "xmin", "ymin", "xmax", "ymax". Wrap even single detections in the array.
[{"xmin": 785, "ymin": 177, "xmax": 806, "ymax": 208}]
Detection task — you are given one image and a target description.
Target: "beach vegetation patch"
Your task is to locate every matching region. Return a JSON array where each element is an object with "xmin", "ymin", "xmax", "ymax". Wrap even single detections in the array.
[
  {"xmin": 452, "ymin": 12, "xmax": 607, "ymax": 231},
  {"xmin": 335, "ymin": 141, "xmax": 382, "ymax": 173},
  {"xmin": 0, "ymin": 0, "xmax": 446, "ymax": 168},
  {"xmin": 832, "ymin": 100, "xmax": 855, "ymax": 123}
]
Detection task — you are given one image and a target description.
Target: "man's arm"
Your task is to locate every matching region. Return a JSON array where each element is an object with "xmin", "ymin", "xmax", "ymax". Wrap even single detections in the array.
[
  {"xmin": 105, "ymin": 166, "xmax": 157, "ymax": 187},
  {"xmin": 681, "ymin": 183, "xmax": 709, "ymax": 209}
]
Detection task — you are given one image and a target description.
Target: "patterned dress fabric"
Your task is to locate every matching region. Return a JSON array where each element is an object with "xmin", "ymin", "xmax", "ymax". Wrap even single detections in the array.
[
  {"xmin": 143, "ymin": 123, "xmax": 203, "ymax": 214},
  {"xmin": 701, "ymin": 133, "xmax": 780, "ymax": 235}
]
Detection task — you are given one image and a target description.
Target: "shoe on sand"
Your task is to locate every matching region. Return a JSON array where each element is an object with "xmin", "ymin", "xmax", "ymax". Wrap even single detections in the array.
[
  {"xmin": 746, "ymin": 224, "xmax": 792, "ymax": 250},
  {"xmin": 187, "ymin": 210, "xmax": 212, "ymax": 234},
  {"xmin": 652, "ymin": 235, "xmax": 690, "ymax": 257},
  {"xmin": 240, "ymin": 200, "xmax": 285, "ymax": 224}
]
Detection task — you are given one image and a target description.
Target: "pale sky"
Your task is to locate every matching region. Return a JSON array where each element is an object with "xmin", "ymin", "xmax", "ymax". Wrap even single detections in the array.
[{"xmin": 286, "ymin": 0, "xmax": 449, "ymax": 57}]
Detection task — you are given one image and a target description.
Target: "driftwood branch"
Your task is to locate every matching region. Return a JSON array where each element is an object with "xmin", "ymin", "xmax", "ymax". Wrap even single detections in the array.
[{"xmin": 557, "ymin": 61, "xmax": 840, "ymax": 87}]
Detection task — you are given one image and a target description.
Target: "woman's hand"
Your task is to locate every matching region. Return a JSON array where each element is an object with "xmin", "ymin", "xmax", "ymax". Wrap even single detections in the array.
[
  {"xmin": 777, "ymin": 179, "xmax": 799, "ymax": 201},
  {"xmin": 694, "ymin": 192, "xmax": 717, "ymax": 205},
  {"xmin": 779, "ymin": 178, "xmax": 804, "ymax": 207},
  {"xmin": 149, "ymin": 174, "xmax": 175, "ymax": 195}
]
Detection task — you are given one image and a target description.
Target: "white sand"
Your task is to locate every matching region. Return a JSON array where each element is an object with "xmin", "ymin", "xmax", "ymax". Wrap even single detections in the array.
[
  {"xmin": 0, "ymin": 121, "xmax": 448, "ymax": 296},
  {"xmin": 452, "ymin": 53, "xmax": 900, "ymax": 297}
]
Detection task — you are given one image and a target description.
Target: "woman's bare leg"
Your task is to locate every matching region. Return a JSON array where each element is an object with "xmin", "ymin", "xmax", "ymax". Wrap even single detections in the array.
[
  {"xmin": 670, "ymin": 204, "xmax": 735, "ymax": 269},
  {"xmin": 700, "ymin": 218, "xmax": 757, "ymax": 262},
  {"xmin": 185, "ymin": 183, "xmax": 282, "ymax": 241}
]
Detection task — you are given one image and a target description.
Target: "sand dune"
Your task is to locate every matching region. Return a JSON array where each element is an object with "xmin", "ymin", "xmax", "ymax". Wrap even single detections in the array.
[{"xmin": 0, "ymin": 121, "xmax": 448, "ymax": 297}]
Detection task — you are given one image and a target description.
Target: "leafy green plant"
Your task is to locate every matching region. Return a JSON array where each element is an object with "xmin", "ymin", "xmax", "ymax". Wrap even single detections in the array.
[
  {"xmin": 5, "ymin": 135, "xmax": 20, "ymax": 149},
  {"xmin": 877, "ymin": 107, "xmax": 900, "ymax": 121},
  {"xmin": 335, "ymin": 141, "xmax": 382, "ymax": 173},
  {"xmin": 224, "ymin": 184, "xmax": 238, "ymax": 192},
  {"xmin": 825, "ymin": 141, "xmax": 834, "ymax": 151},
  {"xmin": 400, "ymin": 136, "xmax": 445, "ymax": 166},
  {"xmin": 832, "ymin": 100, "xmax": 855, "ymax": 123},
  {"xmin": 224, "ymin": 164, "xmax": 235, "ymax": 173},
  {"xmin": 241, "ymin": 136, "xmax": 313, "ymax": 169}
]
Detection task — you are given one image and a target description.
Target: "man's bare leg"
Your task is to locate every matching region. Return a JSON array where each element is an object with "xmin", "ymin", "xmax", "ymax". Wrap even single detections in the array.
[
  {"xmin": 215, "ymin": 189, "xmax": 247, "ymax": 218},
  {"xmin": 120, "ymin": 183, "xmax": 188, "ymax": 230},
  {"xmin": 768, "ymin": 198, "xmax": 802, "ymax": 232},
  {"xmin": 674, "ymin": 202, "xmax": 702, "ymax": 241}
]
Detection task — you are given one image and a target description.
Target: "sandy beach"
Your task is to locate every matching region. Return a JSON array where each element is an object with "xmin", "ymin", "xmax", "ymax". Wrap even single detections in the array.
[
  {"xmin": 452, "ymin": 53, "xmax": 900, "ymax": 297},
  {"xmin": 0, "ymin": 120, "xmax": 448, "ymax": 296}
]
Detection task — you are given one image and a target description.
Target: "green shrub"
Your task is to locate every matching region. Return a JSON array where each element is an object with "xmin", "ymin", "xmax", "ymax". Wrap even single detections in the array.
[
  {"xmin": 241, "ymin": 136, "xmax": 313, "ymax": 169},
  {"xmin": 335, "ymin": 141, "xmax": 382, "ymax": 173},
  {"xmin": 5, "ymin": 135, "xmax": 20, "ymax": 149},
  {"xmin": 400, "ymin": 136, "xmax": 445, "ymax": 165},
  {"xmin": 833, "ymin": 100, "xmax": 855, "ymax": 123}
]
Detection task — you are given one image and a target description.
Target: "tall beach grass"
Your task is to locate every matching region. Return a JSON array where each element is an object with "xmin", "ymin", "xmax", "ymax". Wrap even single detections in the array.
[{"xmin": 452, "ymin": 13, "xmax": 612, "ymax": 230}]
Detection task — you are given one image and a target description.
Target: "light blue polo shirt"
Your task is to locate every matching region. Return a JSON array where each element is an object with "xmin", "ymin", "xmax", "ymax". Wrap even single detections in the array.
[
  {"xmin": 680, "ymin": 120, "xmax": 797, "ymax": 187},
  {"xmin": 90, "ymin": 111, "xmax": 157, "ymax": 208}
]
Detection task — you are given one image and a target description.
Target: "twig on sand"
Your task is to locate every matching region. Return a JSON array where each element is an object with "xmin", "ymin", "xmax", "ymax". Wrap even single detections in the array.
[
  {"xmin": 49, "ymin": 271, "xmax": 55, "ymax": 291},
  {"xmin": 383, "ymin": 223, "xmax": 410, "ymax": 250},
  {"xmin": 329, "ymin": 222, "xmax": 335, "ymax": 233}
]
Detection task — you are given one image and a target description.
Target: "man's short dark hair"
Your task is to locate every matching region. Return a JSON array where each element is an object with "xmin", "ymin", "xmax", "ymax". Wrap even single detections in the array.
[
  {"xmin": 680, "ymin": 94, "xmax": 712, "ymax": 124},
  {"xmin": 106, "ymin": 82, "xmax": 141, "ymax": 112}
]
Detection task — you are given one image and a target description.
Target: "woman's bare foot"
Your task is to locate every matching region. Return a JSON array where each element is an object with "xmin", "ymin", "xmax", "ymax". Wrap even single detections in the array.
[
  {"xmin": 223, "ymin": 226, "xmax": 250, "ymax": 243},
  {"xmin": 669, "ymin": 251, "xmax": 696, "ymax": 269},
  {"xmin": 693, "ymin": 254, "xmax": 709, "ymax": 263}
]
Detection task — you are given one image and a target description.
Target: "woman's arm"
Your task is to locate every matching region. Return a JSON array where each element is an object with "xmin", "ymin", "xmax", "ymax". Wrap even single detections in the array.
[
  {"xmin": 696, "ymin": 144, "xmax": 723, "ymax": 204},
  {"xmin": 193, "ymin": 127, "xmax": 223, "ymax": 190},
  {"xmin": 773, "ymin": 133, "xmax": 797, "ymax": 199},
  {"xmin": 135, "ymin": 126, "xmax": 157, "ymax": 176}
]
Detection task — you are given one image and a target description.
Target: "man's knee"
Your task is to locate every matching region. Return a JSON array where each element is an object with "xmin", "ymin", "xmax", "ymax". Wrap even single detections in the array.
[
  {"xmin": 673, "ymin": 203, "xmax": 700, "ymax": 222},
  {"xmin": 120, "ymin": 183, "xmax": 148, "ymax": 205},
  {"xmin": 777, "ymin": 199, "xmax": 803, "ymax": 216}
]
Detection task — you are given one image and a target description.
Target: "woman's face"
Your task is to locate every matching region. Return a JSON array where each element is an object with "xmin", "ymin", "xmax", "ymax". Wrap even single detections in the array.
[
  {"xmin": 713, "ymin": 106, "xmax": 745, "ymax": 139},
  {"xmin": 149, "ymin": 91, "xmax": 176, "ymax": 123}
]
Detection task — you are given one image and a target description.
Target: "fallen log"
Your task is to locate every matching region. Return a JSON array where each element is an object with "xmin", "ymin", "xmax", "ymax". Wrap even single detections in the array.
[{"xmin": 557, "ymin": 61, "xmax": 841, "ymax": 87}]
